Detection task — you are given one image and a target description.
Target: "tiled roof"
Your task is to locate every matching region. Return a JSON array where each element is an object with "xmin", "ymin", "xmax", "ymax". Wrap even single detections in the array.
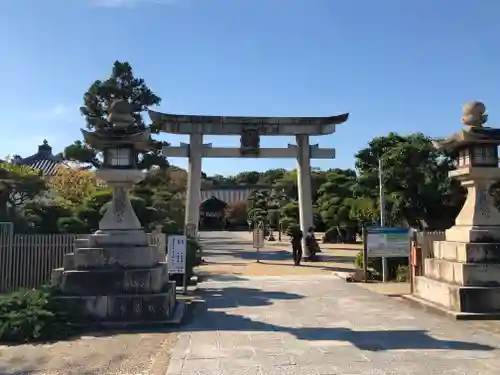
[
  {"xmin": 15, "ymin": 139, "xmax": 67, "ymax": 177},
  {"xmin": 24, "ymin": 159, "xmax": 64, "ymax": 177}
]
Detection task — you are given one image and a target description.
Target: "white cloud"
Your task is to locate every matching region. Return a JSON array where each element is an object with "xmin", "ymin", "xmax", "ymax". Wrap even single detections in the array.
[
  {"xmin": 91, "ymin": 0, "xmax": 177, "ymax": 7},
  {"xmin": 47, "ymin": 104, "xmax": 68, "ymax": 118},
  {"xmin": 34, "ymin": 104, "xmax": 80, "ymax": 122}
]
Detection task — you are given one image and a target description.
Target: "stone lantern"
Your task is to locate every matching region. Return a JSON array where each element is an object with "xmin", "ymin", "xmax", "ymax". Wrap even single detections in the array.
[
  {"xmin": 434, "ymin": 101, "xmax": 500, "ymax": 243},
  {"xmin": 51, "ymin": 100, "xmax": 177, "ymax": 325},
  {"xmin": 413, "ymin": 101, "xmax": 500, "ymax": 317}
]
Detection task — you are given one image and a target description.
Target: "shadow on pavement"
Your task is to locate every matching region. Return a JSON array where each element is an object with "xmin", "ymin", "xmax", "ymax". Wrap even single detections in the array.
[{"xmin": 182, "ymin": 285, "xmax": 496, "ymax": 352}]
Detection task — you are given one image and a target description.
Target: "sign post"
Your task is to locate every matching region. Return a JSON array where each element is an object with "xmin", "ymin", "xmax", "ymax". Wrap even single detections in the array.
[
  {"xmin": 167, "ymin": 235, "xmax": 188, "ymax": 294},
  {"xmin": 365, "ymin": 227, "xmax": 410, "ymax": 282},
  {"xmin": 362, "ymin": 225, "xmax": 368, "ymax": 283},
  {"xmin": 252, "ymin": 226, "xmax": 265, "ymax": 263}
]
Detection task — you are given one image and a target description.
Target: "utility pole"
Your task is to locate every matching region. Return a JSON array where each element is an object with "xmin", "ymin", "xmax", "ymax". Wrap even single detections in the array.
[{"xmin": 378, "ymin": 157, "xmax": 385, "ymax": 227}]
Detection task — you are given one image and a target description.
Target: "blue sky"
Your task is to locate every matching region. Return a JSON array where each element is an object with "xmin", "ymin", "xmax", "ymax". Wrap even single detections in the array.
[{"xmin": 0, "ymin": 0, "xmax": 498, "ymax": 176}]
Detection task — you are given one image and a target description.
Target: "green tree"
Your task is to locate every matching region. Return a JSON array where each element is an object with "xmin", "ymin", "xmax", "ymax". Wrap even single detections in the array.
[
  {"xmin": 261, "ymin": 168, "xmax": 287, "ymax": 185},
  {"xmin": 63, "ymin": 61, "xmax": 168, "ymax": 170},
  {"xmin": 247, "ymin": 190, "xmax": 270, "ymax": 223},
  {"xmin": 316, "ymin": 168, "xmax": 358, "ymax": 242},
  {"xmin": 354, "ymin": 132, "xmax": 463, "ymax": 229},
  {"xmin": 234, "ymin": 171, "xmax": 261, "ymax": 185},
  {"xmin": 0, "ymin": 162, "xmax": 46, "ymax": 218}
]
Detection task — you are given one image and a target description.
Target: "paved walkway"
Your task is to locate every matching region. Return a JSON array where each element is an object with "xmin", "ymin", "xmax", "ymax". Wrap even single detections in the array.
[
  {"xmin": 197, "ymin": 232, "xmax": 358, "ymax": 277},
  {"xmin": 168, "ymin": 274, "xmax": 500, "ymax": 375}
]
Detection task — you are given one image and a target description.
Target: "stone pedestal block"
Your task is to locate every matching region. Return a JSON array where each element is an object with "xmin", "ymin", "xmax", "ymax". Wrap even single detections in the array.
[
  {"xmin": 74, "ymin": 246, "xmax": 163, "ymax": 269},
  {"xmin": 433, "ymin": 241, "xmax": 500, "ymax": 263},
  {"xmin": 59, "ymin": 265, "xmax": 166, "ymax": 295},
  {"xmin": 424, "ymin": 258, "xmax": 500, "ymax": 287},
  {"xmin": 445, "ymin": 226, "xmax": 500, "ymax": 243},
  {"xmin": 414, "ymin": 276, "xmax": 500, "ymax": 313},
  {"xmin": 55, "ymin": 283, "xmax": 176, "ymax": 323},
  {"xmin": 88, "ymin": 230, "xmax": 150, "ymax": 247}
]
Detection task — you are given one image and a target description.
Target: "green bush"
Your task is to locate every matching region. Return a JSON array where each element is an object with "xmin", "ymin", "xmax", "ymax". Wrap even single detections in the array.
[
  {"xmin": 0, "ymin": 285, "xmax": 70, "ymax": 343},
  {"xmin": 354, "ymin": 251, "xmax": 409, "ymax": 282},
  {"xmin": 355, "ymin": 250, "xmax": 364, "ymax": 268},
  {"xmin": 396, "ymin": 265, "xmax": 410, "ymax": 282}
]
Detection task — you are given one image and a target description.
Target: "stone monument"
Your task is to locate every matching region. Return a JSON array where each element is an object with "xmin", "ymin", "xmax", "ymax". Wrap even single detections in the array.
[
  {"xmin": 149, "ymin": 110, "xmax": 349, "ymax": 258},
  {"xmin": 413, "ymin": 101, "xmax": 500, "ymax": 317},
  {"xmin": 51, "ymin": 100, "xmax": 177, "ymax": 325}
]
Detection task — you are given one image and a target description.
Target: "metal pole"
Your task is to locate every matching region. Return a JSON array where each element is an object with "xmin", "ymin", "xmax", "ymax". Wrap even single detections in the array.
[
  {"xmin": 379, "ymin": 157, "xmax": 388, "ymax": 282},
  {"xmin": 378, "ymin": 157, "xmax": 385, "ymax": 227},
  {"xmin": 362, "ymin": 225, "xmax": 368, "ymax": 283}
]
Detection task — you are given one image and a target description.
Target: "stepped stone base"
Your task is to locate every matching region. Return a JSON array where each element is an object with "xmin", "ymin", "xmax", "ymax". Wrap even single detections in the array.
[
  {"xmin": 414, "ymin": 238, "xmax": 500, "ymax": 317},
  {"xmin": 51, "ymin": 230, "xmax": 178, "ymax": 325},
  {"xmin": 414, "ymin": 275, "xmax": 500, "ymax": 313}
]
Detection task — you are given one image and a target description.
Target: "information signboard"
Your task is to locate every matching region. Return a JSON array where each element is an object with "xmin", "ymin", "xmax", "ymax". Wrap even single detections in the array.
[
  {"xmin": 167, "ymin": 235, "xmax": 187, "ymax": 274},
  {"xmin": 366, "ymin": 227, "xmax": 410, "ymax": 258}
]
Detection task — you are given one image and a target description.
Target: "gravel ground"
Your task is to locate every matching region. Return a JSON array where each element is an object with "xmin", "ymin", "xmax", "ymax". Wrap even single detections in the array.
[{"xmin": 0, "ymin": 330, "xmax": 178, "ymax": 375}]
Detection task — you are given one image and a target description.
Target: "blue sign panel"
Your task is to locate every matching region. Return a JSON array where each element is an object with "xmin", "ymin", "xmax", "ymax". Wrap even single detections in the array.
[{"xmin": 366, "ymin": 227, "xmax": 410, "ymax": 258}]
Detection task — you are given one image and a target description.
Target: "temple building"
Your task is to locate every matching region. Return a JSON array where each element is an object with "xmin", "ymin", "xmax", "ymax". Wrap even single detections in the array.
[
  {"xmin": 13, "ymin": 140, "xmax": 66, "ymax": 176},
  {"xmin": 179, "ymin": 184, "xmax": 269, "ymax": 230}
]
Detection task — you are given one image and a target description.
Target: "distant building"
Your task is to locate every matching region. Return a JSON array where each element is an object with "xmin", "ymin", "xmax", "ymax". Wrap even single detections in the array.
[{"xmin": 13, "ymin": 140, "xmax": 66, "ymax": 176}]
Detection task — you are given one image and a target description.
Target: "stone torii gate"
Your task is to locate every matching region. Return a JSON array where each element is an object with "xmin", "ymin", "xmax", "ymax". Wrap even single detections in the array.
[{"xmin": 149, "ymin": 110, "xmax": 349, "ymax": 251}]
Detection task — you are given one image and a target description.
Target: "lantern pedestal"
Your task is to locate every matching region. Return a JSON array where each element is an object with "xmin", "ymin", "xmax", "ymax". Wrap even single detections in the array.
[
  {"xmin": 50, "ymin": 100, "xmax": 179, "ymax": 327},
  {"xmin": 412, "ymin": 102, "xmax": 500, "ymax": 318},
  {"xmin": 444, "ymin": 167, "xmax": 500, "ymax": 243}
]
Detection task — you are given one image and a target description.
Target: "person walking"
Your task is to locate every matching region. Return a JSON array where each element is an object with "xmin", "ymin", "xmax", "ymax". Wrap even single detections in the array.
[{"xmin": 290, "ymin": 226, "xmax": 303, "ymax": 266}]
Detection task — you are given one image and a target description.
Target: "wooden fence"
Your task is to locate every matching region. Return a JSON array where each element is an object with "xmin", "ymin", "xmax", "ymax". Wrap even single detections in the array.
[
  {"xmin": 0, "ymin": 232, "xmax": 165, "ymax": 294},
  {"xmin": 413, "ymin": 231, "xmax": 445, "ymax": 275}
]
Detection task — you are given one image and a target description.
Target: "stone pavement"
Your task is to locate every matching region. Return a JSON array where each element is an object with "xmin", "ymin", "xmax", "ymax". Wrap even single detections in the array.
[
  {"xmin": 197, "ymin": 231, "xmax": 357, "ymax": 277},
  {"xmin": 167, "ymin": 274, "xmax": 500, "ymax": 375}
]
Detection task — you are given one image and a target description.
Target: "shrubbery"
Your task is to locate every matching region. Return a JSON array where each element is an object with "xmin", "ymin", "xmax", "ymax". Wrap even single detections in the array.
[
  {"xmin": 354, "ymin": 250, "xmax": 409, "ymax": 282},
  {"xmin": 0, "ymin": 285, "xmax": 72, "ymax": 343}
]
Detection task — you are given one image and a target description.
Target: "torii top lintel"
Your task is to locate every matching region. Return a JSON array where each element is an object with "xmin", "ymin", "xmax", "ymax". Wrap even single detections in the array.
[{"xmin": 148, "ymin": 110, "xmax": 349, "ymax": 135}]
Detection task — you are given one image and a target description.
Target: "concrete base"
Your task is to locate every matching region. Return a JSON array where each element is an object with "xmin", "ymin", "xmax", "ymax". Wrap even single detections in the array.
[{"xmin": 414, "ymin": 276, "xmax": 500, "ymax": 313}]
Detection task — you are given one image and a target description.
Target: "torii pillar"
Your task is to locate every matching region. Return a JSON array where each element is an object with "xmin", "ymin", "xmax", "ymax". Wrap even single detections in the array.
[
  {"xmin": 185, "ymin": 133, "xmax": 203, "ymax": 230},
  {"xmin": 296, "ymin": 134, "xmax": 314, "ymax": 255}
]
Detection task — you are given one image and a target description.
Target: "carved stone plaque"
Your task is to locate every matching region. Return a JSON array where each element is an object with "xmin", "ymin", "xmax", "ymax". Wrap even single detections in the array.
[{"xmin": 240, "ymin": 126, "xmax": 260, "ymax": 156}]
